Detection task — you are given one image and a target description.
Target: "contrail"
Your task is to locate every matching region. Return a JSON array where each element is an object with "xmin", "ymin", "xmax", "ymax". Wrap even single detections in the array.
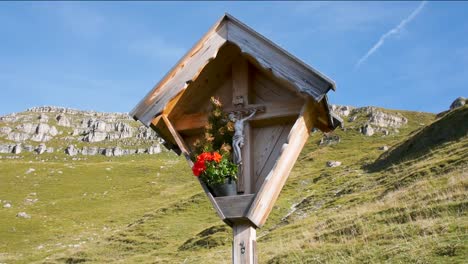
[{"xmin": 355, "ymin": 1, "xmax": 427, "ymax": 68}]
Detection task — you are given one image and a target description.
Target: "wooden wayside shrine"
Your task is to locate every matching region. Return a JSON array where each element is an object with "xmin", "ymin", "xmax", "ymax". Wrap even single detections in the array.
[{"xmin": 130, "ymin": 13, "xmax": 341, "ymax": 264}]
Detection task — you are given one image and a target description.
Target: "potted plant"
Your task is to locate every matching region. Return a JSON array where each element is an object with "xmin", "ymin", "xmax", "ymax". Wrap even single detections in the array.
[{"xmin": 191, "ymin": 97, "xmax": 238, "ymax": 196}]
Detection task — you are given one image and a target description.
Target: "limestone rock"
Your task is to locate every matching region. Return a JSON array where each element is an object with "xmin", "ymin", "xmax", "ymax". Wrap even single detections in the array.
[
  {"xmin": 137, "ymin": 148, "xmax": 146, "ymax": 154},
  {"xmin": 331, "ymin": 105, "xmax": 354, "ymax": 117},
  {"xmin": 56, "ymin": 114, "xmax": 71, "ymax": 127},
  {"xmin": 83, "ymin": 131, "xmax": 107, "ymax": 142},
  {"xmin": 0, "ymin": 144, "xmax": 12, "ymax": 153},
  {"xmin": 24, "ymin": 145, "xmax": 34, "ymax": 152},
  {"xmin": 16, "ymin": 123, "xmax": 37, "ymax": 134},
  {"xmin": 65, "ymin": 145, "xmax": 79, "ymax": 156},
  {"xmin": 31, "ymin": 134, "xmax": 51, "ymax": 142},
  {"xmin": 368, "ymin": 111, "xmax": 407, "ymax": 128},
  {"xmin": 38, "ymin": 113, "xmax": 49, "ymax": 123},
  {"xmin": 148, "ymin": 145, "xmax": 161, "ymax": 154},
  {"xmin": 46, "ymin": 147, "xmax": 54, "ymax": 153},
  {"xmin": 7, "ymin": 132, "xmax": 30, "ymax": 142},
  {"xmin": 112, "ymin": 147, "xmax": 123, "ymax": 156},
  {"xmin": 0, "ymin": 127, "xmax": 12, "ymax": 135},
  {"xmin": 0, "ymin": 113, "xmax": 18, "ymax": 122},
  {"xmin": 36, "ymin": 143, "xmax": 47, "ymax": 154},
  {"xmin": 327, "ymin": 161, "xmax": 342, "ymax": 167},
  {"xmin": 450, "ymin": 97, "xmax": 466, "ymax": 110},
  {"xmin": 16, "ymin": 212, "xmax": 31, "ymax": 219},
  {"xmin": 81, "ymin": 146, "xmax": 99, "ymax": 156},
  {"xmin": 49, "ymin": 126, "xmax": 58, "ymax": 136},
  {"xmin": 379, "ymin": 146, "xmax": 389, "ymax": 151},
  {"xmin": 319, "ymin": 134, "xmax": 340, "ymax": 146},
  {"xmin": 3, "ymin": 203, "xmax": 12, "ymax": 208},
  {"xmin": 12, "ymin": 144, "xmax": 22, "ymax": 154},
  {"xmin": 103, "ymin": 148, "xmax": 113, "ymax": 157},
  {"xmin": 361, "ymin": 124, "xmax": 375, "ymax": 136},
  {"xmin": 137, "ymin": 126, "xmax": 158, "ymax": 140}
]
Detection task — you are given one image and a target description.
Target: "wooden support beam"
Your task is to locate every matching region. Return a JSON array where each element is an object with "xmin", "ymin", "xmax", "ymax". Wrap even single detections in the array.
[
  {"xmin": 232, "ymin": 57, "xmax": 251, "ymax": 193},
  {"xmin": 246, "ymin": 99, "xmax": 315, "ymax": 227},
  {"xmin": 232, "ymin": 222, "xmax": 257, "ymax": 264},
  {"xmin": 172, "ymin": 100, "xmax": 303, "ymax": 132},
  {"xmin": 214, "ymin": 194, "xmax": 255, "ymax": 219},
  {"xmin": 161, "ymin": 115, "xmax": 226, "ymax": 221}
]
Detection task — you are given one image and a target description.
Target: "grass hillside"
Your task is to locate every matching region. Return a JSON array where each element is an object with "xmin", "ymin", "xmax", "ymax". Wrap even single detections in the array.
[{"xmin": 0, "ymin": 106, "xmax": 466, "ymax": 263}]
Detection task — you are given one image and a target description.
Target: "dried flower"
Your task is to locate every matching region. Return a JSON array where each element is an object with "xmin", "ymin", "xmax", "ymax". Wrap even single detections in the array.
[
  {"xmin": 220, "ymin": 143, "xmax": 231, "ymax": 153},
  {"xmin": 210, "ymin": 97, "xmax": 222, "ymax": 107},
  {"xmin": 205, "ymin": 132, "xmax": 214, "ymax": 142}
]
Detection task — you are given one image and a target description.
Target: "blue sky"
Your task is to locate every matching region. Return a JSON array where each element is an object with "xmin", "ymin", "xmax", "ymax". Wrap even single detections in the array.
[{"xmin": 0, "ymin": 1, "xmax": 467, "ymax": 115}]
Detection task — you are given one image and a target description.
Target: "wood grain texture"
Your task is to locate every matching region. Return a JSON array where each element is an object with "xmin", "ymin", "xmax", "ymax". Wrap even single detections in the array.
[
  {"xmin": 172, "ymin": 100, "xmax": 302, "ymax": 132},
  {"xmin": 246, "ymin": 99, "xmax": 315, "ymax": 227},
  {"xmin": 131, "ymin": 20, "xmax": 228, "ymax": 126},
  {"xmin": 130, "ymin": 14, "xmax": 336, "ymax": 131},
  {"xmin": 233, "ymin": 223, "xmax": 257, "ymax": 264},
  {"xmin": 232, "ymin": 57, "xmax": 251, "ymax": 193},
  {"xmin": 252, "ymin": 123, "xmax": 292, "ymax": 192},
  {"xmin": 215, "ymin": 194, "xmax": 255, "ymax": 219},
  {"xmin": 227, "ymin": 18, "xmax": 333, "ymax": 102}
]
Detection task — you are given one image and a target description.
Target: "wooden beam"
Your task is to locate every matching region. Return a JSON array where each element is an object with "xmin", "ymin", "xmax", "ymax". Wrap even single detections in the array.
[
  {"xmin": 233, "ymin": 222, "xmax": 257, "ymax": 264},
  {"xmin": 246, "ymin": 99, "xmax": 315, "ymax": 227},
  {"xmin": 232, "ymin": 57, "xmax": 251, "ymax": 193},
  {"xmin": 161, "ymin": 115, "xmax": 226, "ymax": 221},
  {"xmin": 215, "ymin": 194, "xmax": 255, "ymax": 219},
  {"xmin": 172, "ymin": 100, "xmax": 303, "ymax": 132}
]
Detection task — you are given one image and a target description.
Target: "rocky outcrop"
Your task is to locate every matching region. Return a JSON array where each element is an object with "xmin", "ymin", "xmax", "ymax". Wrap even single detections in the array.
[
  {"xmin": 36, "ymin": 143, "xmax": 47, "ymax": 154},
  {"xmin": 331, "ymin": 105, "xmax": 354, "ymax": 117},
  {"xmin": 16, "ymin": 212, "xmax": 31, "ymax": 219},
  {"xmin": 319, "ymin": 134, "xmax": 340, "ymax": 146},
  {"xmin": 0, "ymin": 144, "xmax": 12, "ymax": 153},
  {"xmin": 1, "ymin": 106, "xmax": 164, "ymax": 157},
  {"xmin": 368, "ymin": 111, "xmax": 407, "ymax": 128},
  {"xmin": 65, "ymin": 145, "xmax": 79, "ymax": 156},
  {"xmin": 81, "ymin": 146, "xmax": 100, "ymax": 156},
  {"xmin": 450, "ymin": 97, "xmax": 466, "ymax": 110},
  {"xmin": 361, "ymin": 124, "xmax": 375, "ymax": 136},
  {"xmin": 327, "ymin": 161, "xmax": 342, "ymax": 167},
  {"xmin": 56, "ymin": 114, "xmax": 72, "ymax": 127},
  {"xmin": 38, "ymin": 113, "xmax": 49, "ymax": 123},
  {"xmin": 148, "ymin": 145, "xmax": 161, "ymax": 154},
  {"xmin": 0, "ymin": 126, "xmax": 12, "ymax": 135},
  {"xmin": 7, "ymin": 132, "xmax": 30, "ymax": 142},
  {"xmin": 12, "ymin": 144, "xmax": 22, "ymax": 154},
  {"xmin": 137, "ymin": 126, "xmax": 159, "ymax": 140}
]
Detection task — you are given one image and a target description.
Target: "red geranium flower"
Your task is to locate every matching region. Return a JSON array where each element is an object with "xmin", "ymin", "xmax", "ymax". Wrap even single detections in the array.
[
  {"xmin": 197, "ymin": 152, "xmax": 213, "ymax": 162},
  {"xmin": 212, "ymin": 152, "xmax": 222, "ymax": 163},
  {"xmin": 192, "ymin": 159, "xmax": 206, "ymax": 177}
]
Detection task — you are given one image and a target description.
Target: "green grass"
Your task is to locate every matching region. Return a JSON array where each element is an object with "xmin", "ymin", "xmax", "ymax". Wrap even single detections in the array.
[{"xmin": 0, "ymin": 107, "xmax": 467, "ymax": 263}]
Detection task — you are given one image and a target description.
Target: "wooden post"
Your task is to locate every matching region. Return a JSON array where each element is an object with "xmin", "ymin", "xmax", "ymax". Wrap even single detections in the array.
[
  {"xmin": 232, "ymin": 57, "xmax": 253, "ymax": 194},
  {"xmin": 232, "ymin": 222, "xmax": 257, "ymax": 264}
]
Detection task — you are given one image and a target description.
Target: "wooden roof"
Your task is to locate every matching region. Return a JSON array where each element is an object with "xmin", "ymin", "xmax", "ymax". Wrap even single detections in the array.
[{"xmin": 130, "ymin": 13, "xmax": 340, "ymax": 129}]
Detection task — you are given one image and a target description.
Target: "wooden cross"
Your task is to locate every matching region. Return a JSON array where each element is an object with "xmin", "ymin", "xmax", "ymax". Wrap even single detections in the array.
[{"xmin": 171, "ymin": 58, "xmax": 304, "ymax": 194}]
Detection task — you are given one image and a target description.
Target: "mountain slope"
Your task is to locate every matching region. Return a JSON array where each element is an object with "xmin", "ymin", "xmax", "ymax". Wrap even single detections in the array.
[{"xmin": 0, "ymin": 105, "xmax": 466, "ymax": 263}]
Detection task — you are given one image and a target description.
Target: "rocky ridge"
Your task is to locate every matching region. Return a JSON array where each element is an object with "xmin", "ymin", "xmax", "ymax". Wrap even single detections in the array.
[{"xmin": 0, "ymin": 106, "xmax": 163, "ymax": 157}]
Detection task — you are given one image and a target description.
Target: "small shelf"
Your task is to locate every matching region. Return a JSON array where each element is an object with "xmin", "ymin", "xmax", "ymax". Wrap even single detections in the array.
[{"xmin": 214, "ymin": 194, "xmax": 256, "ymax": 219}]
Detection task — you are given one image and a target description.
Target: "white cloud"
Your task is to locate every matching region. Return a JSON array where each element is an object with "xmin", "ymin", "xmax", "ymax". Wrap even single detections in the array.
[{"xmin": 355, "ymin": 1, "xmax": 427, "ymax": 68}]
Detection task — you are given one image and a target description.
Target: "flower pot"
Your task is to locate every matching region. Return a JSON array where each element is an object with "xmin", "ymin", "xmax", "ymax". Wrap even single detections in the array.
[{"xmin": 210, "ymin": 179, "xmax": 237, "ymax": 197}]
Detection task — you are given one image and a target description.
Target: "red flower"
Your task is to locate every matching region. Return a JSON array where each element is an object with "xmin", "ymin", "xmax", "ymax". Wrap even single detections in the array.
[
  {"xmin": 197, "ymin": 152, "xmax": 213, "ymax": 162},
  {"xmin": 212, "ymin": 152, "xmax": 222, "ymax": 163},
  {"xmin": 192, "ymin": 159, "xmax": 206, "ymax": 177}
]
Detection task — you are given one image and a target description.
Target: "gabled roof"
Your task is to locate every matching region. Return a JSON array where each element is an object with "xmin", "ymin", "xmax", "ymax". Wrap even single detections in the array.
[{"xmin": 130, "ymin": 13, "xmax": 338, "ymax": 127}]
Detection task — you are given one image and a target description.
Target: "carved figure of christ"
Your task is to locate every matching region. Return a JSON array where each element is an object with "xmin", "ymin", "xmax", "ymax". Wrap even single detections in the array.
[{"xmin": 229, "ymin": 109, "xmax": 257, "ymax": 166}]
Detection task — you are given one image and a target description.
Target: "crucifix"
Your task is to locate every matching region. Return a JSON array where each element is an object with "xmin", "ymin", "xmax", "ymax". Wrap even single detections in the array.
[
  {"xmin": 166, "ymin": 56, "xmax": 315, "ymax": 264},
  {"xmin": 131, "ymin": 14, "xmax": 340, "ymax": 264}
]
